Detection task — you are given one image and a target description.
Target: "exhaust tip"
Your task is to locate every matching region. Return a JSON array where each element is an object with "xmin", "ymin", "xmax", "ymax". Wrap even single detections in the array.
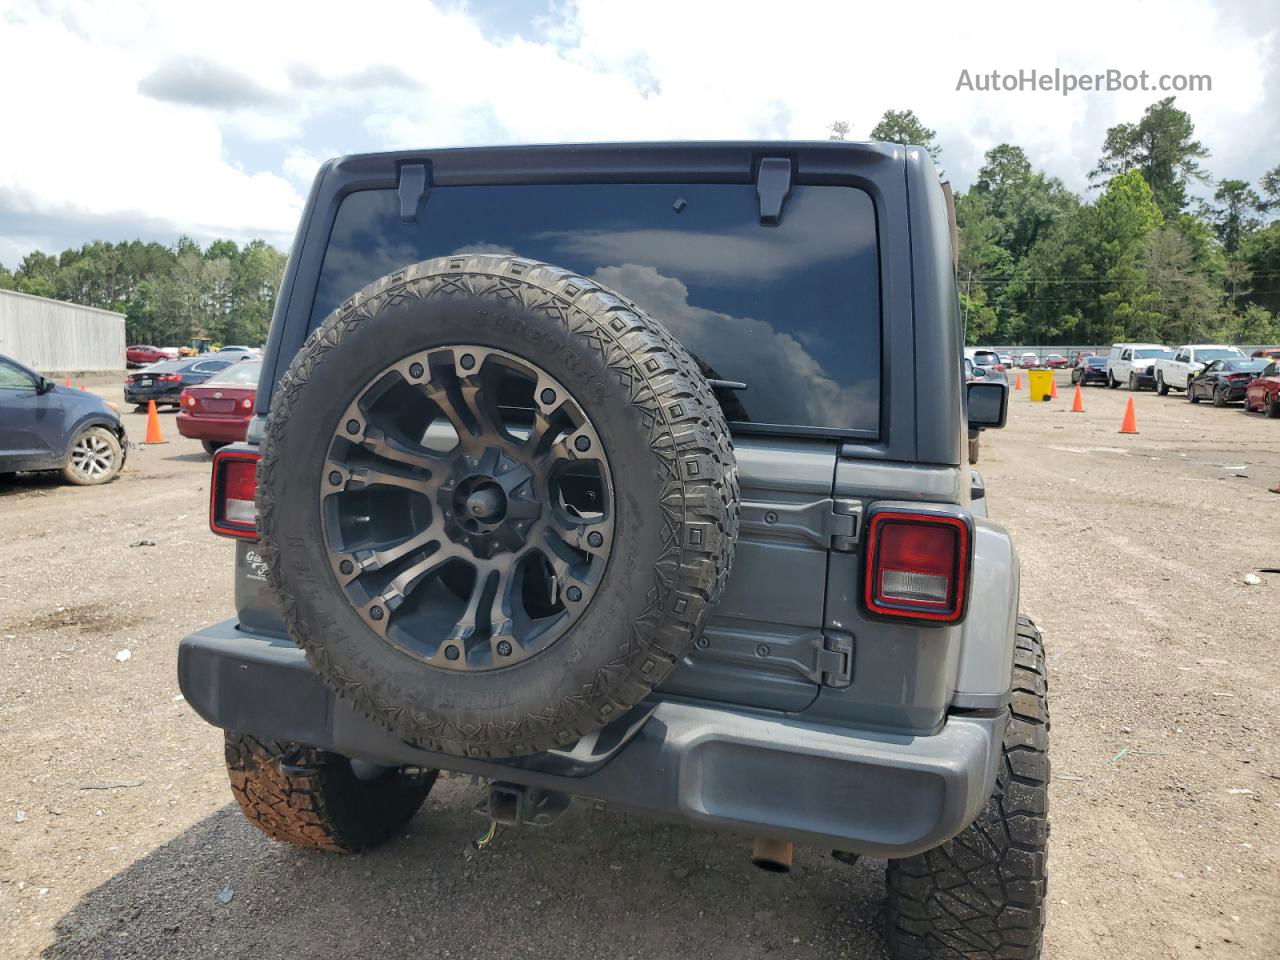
[{"xmin": 750, "ymin": 837, "xmax": 793, "ymax": 873}]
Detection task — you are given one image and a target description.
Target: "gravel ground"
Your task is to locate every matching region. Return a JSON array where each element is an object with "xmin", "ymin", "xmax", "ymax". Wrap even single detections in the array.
[{"xmin": 0, "ymin": 375, "xmax": 1277, "ymax": 959}]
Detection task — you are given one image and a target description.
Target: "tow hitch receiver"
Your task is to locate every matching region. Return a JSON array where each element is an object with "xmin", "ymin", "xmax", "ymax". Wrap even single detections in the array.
[{"xmin": 487, "ymin": 782, "xmax": 573, "ymax": 827}]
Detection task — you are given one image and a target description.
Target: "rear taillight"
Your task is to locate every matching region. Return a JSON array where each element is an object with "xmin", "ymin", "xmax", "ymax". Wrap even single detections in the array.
[
  {"xmin": 158, "ymin": 374, "xmax": 182, "ymax": 382},
  {"xmin": 241, "ymin": 397, "xmax": 253, "ymax": 410},
  {"xmin": 182, "ymin": 390, "xmax": 195, "ymax": 407},
  {"xmin": 210, "ymin": 449, "xmax": 260, "ymax": 539},
  {"xmin": 863, "ymin": 510, "xmax": 972, "ymax": 624}
]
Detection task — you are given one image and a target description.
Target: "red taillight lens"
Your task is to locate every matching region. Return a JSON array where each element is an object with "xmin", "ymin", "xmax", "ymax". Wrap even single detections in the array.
[
  {"xmin": 240, "ymin": 397, "xmax": 253, "ymax": 410},
  {"xmin": 158, "ymin": 374, "xmax": 182, "ymax": 382},
  {"xmin": 210, "ymin": 449, "xmax": 260, "ymax": 539},
  {"xmin": 864, "ymin": 511, "xmax": 971, "ymax": 624},
  {"xmin": 182, "ymin": 390, "xmax": 195, "ymax": 407}
]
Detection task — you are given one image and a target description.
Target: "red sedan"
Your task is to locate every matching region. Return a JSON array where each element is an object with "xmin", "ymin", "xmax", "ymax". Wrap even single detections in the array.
[
  {"xmin": 1245, "ymin": 362, "xmax": 1280, "ymax": 418},
  {"xmin": 126, "ymin": 344, "xmax": 177, "ymax": 367},
  {"xmin": 177, "ymin": 360, "xmax": 261, "ymax": 454}
]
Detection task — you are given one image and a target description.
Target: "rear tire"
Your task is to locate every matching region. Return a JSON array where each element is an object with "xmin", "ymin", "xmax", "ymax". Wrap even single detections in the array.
[
  {"xmin": 224, "ymin": 733, "xmax": 434, "ymax": 852},
  {"xmin": 1188, "ymin": 384, "xmax": 1200, "ymax": 403},
  {"xmin": 201, "ymin": 440, "xmax": 226, "ymax": 456},
  {"xmin": 1267, "ymin": 394, "xmax": 1280, "ymax": 419},
  {"xmin": 1107, "ymin": 373, "xmax": 1118, "ymax": 389},
  {"xmin": 1212, "ymin": 385, "xmax": 1226, "ymax": 408},
  {"xmin": 1157, "ymin": 373, "xmax": 1169, "ymax": 396},
  {"xmin": 1127, "ymin": 373, "xmax": 1137, "ymax": 391},
  {"xmin": 885, "ymin": 617, "xmax": 1050, "ymax": 960}
]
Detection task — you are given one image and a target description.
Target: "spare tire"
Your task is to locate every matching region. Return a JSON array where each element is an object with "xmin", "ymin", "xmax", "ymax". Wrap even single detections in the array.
[{"xmin": 260, "ymin": 255, "xmax": 738, "ymax": 758}]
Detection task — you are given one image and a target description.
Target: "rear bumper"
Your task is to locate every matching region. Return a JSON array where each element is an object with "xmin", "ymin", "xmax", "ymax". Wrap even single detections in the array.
[
  {"xmin": 179, "ymin": 619, "xmax": 1005, "ymax": 857},
  {"xmin": 125, "ymin": 387, "xmax": 182, "ymax": 404},
  {"xmin": 175, "ymin": 412, "xmax": 250, "ymax": 442}
]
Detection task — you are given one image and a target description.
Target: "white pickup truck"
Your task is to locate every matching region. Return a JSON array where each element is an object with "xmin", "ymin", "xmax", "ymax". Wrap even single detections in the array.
[{"xmin": 1154, "ymin": 344, "xmax": 1246, "ymax": 394}]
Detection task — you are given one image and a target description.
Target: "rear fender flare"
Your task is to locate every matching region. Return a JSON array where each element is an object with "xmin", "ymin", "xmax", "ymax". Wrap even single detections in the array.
[{"xmin": 952, "ymin": 519, "xmax": 1018, "ymax": 709}]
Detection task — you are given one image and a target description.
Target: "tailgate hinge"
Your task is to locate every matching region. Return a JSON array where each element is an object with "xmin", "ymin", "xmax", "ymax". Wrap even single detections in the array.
[
  {"xmin": 739, "ymin": 497, "xmax": 862, "ymax": 551},
  {"xmin": 816, "ymin": 632, "xmax": 853, "ymax": 688},
  {"xmin": 830, "ymin": 498, "xmax": 861, "ymax": 551}
]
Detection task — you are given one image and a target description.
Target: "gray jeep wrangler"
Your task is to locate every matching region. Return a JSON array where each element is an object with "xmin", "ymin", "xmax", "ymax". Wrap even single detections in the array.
[{"xmin": 180, "ymin": 141, "xmax": 1047, "ymax": 959}]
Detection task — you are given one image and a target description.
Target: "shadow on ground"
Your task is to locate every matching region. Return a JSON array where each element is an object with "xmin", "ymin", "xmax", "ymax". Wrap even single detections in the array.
[
  {"xmin": 0, "ymin": 472, "xmax": 66, "ymax": 498},
  {"xmin": 42, "ymin": 781, "xmax": 889, "ymax": 960}
]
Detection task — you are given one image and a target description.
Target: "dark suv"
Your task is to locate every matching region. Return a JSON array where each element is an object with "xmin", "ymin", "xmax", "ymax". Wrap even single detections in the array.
[
  {"xmin": 0, "ymin": 354, "xmax": 128, "ymax": 484},
  {"xmin": 180, "ymin": 142, "xmax": 1046, "ymax": 960}
]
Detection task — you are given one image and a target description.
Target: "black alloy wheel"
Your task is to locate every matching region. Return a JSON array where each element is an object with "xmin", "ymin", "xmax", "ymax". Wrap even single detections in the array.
[{"xmin": 320, "ymin": 345, "xmax": 614, "ymax": 673}]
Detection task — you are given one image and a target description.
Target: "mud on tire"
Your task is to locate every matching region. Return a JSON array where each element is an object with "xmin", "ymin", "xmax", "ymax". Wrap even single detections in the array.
[
  {"xmin": 259, "ymin": 255, "xmax": 739, "ymax": 759},
  {"xmin": 224, "ymin": 733, "xmax": 434, "ymax": 852},
  {"xmin": 884, "ymin": 616, "xmax": 1050, "ymax": 960}
]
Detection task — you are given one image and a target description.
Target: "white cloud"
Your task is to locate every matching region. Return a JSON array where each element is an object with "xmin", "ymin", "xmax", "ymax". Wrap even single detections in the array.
[{"xmin": 0, "ymin": 0, "xmax": 1275, "ymax": 264}]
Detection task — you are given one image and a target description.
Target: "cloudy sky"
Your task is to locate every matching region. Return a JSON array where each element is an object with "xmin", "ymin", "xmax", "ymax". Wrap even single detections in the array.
[{"xmin": 0, "ymin": 0, "xmax": 1275, "ymax": 267}]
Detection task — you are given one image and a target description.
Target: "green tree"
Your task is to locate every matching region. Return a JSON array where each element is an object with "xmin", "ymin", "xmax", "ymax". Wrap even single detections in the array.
[
  {"xmin": 1218, "ymin": 303, "xmax": 1278, "ymax": 344},
  {"xmin": 1089, "ymin": 97, "xmax": 1210, "ymax": 218},
  {"xmin": 971, "ymin": 144, "xmax": 1077, "ymax": 262},
  {"xmin": 1093, "ymin": 171, "xmax": 1165, "ymax": 336},
  {"xmin": 954, "ymin": 191, "xmax": 1011, "ymax": 343},
  {"xmin": 1260, "ymin": 164, "xmax": 1280, "ymax": 213},
  {"xmin": 1142, "ymin": 225, "xmax": 1222, "ymax": 343},
  {"xmin": 827, "ymin": 120, "xmax": 850, "ymax": 141},
  {"xmin": 0, "ymin": 262, "xmax": 15, "ymax": 290},
  {"xmin": 869, "ymin": 109, "xmax": 941, "ymax": 166},
  {"xmin": 1209, "ymin": 179, "xmax": 1263, "ymax": 254},
  {"xmin": 1240, "ymin": 221, "xmax": 1280, "ymax": 315}
]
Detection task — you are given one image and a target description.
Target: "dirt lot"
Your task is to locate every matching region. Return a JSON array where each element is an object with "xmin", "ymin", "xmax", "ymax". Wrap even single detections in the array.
[{"xmin": 1, "ymin": 375, "xmax": 1277, "ymax": 960}]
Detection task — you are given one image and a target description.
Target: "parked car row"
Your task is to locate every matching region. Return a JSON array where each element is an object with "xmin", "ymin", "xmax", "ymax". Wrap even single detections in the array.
[
  {"xmin": 1065, "ymin": 340, "xmax": 1280, "ymax": 417},
  {"xmin": 124, "ymin": 347, "xmax": 259, "ymax": 409}
]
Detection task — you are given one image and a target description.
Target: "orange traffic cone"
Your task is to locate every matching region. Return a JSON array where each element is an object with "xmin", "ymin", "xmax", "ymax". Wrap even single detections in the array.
[
  {"xmin": 144, "ymin": 400, "xmax": 166, "ymax": 444},
  {"xmin": 1049, "ymin": 377, "xmax": 1059, "ymax": 399},
  {"xmin": 63, "ymin": 377, "xmax": 72, "ymax": 388},
  {"xmin": 1119, "ymin": 396, "xmax": 1138, "ymax": 434},
  {"xmin": 1071, "ymin": 384, "xmax": 1085, "ymax": 413},
  {"xmin": 1014, "ymin": 373, "xmax": 1022, "ymax": 390}
]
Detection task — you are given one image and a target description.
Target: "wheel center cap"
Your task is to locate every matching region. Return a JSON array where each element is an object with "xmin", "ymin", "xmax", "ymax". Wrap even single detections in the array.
[{"xmin": 465, "ymin": 483, "xmax": 506, "ymax": 521}]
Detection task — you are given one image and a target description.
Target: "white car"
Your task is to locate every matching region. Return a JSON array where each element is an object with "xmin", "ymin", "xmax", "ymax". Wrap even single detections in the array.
[
  {"xmin": 1019, "ymin": 352, "xmax": 1039, "ymax": 368},
  {"xmin": 1106, "ymin": 343, "xmax": 1174, "ymax": 390}
]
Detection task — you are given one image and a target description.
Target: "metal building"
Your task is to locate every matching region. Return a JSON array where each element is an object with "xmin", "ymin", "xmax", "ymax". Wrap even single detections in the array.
[{"xmin": 0, "ymin": 289, "xmax": 125, "ymax": 373}]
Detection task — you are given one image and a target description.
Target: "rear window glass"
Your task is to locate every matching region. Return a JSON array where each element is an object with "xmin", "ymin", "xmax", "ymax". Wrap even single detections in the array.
[
  {"xmin": 206, "ymin": 361, "xmax": 262, "ymax": 385},
  {"xmin": 1134, "ymin": 348, "xmax": 1172, "ymax": 359},
  {"xmin": 311, "ymin": 182, "xmax": 881, "ymax": 435}
]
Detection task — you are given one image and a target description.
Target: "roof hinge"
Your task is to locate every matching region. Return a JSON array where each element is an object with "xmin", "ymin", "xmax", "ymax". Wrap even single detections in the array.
[
  {"xmin": 755, "ymin": 157, "xmax": 792, "ymax": 225},
  {"xmin": 398, "ymin": 163, "xmax": 430, "ymax": 224}
]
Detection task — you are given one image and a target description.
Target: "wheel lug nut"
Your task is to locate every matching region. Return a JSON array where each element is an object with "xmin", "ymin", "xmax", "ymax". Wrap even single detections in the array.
[
  {"xmin": 339, "ymin": 560, "xmax": 354, "ymax": 575},
  {"xmin": 409, "ymin": 362, "xmax": 424, "ymax": 379},
  {"xmin": 329, "ymin": 471, "xmax": 342, "ymax": 486},
  {"xmin": 346, "ymin": 419, "xmax": 360, "ymax": 435},
  {"xmin": 566, "ymin": 586, "xmax": 582, "ymax": 602},
  {"xmin": 370, "ymin": 606, "xmax": 384, "ymax": 621},
  {"xmin": 460, "ymin": 354, "xmax": 476, "ymax": 370},
  {"xmin": 587, "ymin": 531, "xmax": 603, "ymax": 547},
  {"xmin": 497, "ymin": 640, "xmax": 512, "ymax": 656},
  {"xmin": 574, "ymin": 435, "xmax": 591, "ymax": 452},
  {"xmin": 445, "ymin": 645, "xmax": 460, "ymax": 660},
  {"xmin": 540, "ymin": 388, "xmax": 556, "ymax": 405}
]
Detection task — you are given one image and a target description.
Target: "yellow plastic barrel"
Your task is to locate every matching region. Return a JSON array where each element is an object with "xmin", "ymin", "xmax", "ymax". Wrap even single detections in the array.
[{"xmin": 1028, "ymin": 369, "xmax": 1054, "ymax": 403}]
